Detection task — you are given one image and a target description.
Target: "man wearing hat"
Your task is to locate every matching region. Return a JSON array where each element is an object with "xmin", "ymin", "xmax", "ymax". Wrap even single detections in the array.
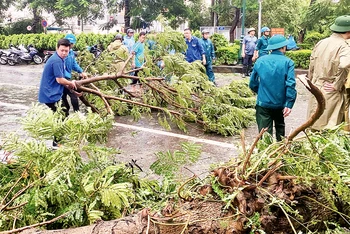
[
  {"xmin": 62, "ymin": 33, "xmax": 87, "ymax": 114},
  {"xmin": 200, "ymin": 29, "xmax": 217, "ymax": 86},
  {"xmin": 253, "ymin": 26, "xmax": 270, "ymax": 60},
  {"xmin": 249, "ymin": 34, "xmax": 297, "ymax": 141},
  {"xmin": 123, "ymin": 28, "xmax": 135, "ymax": 53},
  {"xmin": 242, "ymin": 27, "xmax": 257, "ymax": 77},
  {"xmin": 306, "ymin": 15, "xmax": 350, "ymax": 131}
]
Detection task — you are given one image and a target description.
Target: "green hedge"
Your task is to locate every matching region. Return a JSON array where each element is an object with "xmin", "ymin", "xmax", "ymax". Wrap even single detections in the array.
[
  {"xmin": 285, "ymin": 50, "xmax": 311, "ymax": 69},
  {"xmin": 0, "ymin": 33, "xmax": 116, "ymax": 51},
  {"xmin": 297, "ymin": 43, "xmax": 313, "ymax": 50},
  {"xmin": 215, "ymin": 45, "xmax": 240, "ymax": 65}
]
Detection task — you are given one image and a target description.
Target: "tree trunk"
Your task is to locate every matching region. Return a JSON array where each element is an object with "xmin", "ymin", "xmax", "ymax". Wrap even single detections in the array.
[
  {"xmin": 211, "ymin": 0, "xmax": 215, "ymax": 26},
  {"xmin": 229, "ymin": 7, "xmax": 240, "ymax": 42},
  {"xmin": 31, "ymin": 8, "xmax": 40, "ymax": 33},
  {"xmin": 124, "ymin": 0, "xmax": 131, "ymax": 28},
  {"xmin": 298, "ymin": 0, "xmax": 317, "ymax": 43}
]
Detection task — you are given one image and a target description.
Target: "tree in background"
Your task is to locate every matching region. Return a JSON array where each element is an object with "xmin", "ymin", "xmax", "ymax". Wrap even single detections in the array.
[{"xmin": 55, "ymin": 0, "xmax": 105, "ymax": 32}]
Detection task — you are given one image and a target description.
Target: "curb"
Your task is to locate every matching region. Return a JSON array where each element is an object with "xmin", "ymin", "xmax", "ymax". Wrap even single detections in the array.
[{"xmin": 213, "ymin": 65, "xmax": 308, "ymax": 75}]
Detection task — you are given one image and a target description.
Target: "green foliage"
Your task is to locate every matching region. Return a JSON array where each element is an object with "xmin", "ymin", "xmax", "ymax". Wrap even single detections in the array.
[
  {"xmin": 0, "ymin": 105, "xmax": 173, "ymax": 231},
  {"xmin": 210, "ymin": 33, "xmax": 229, "ymax": 50},
  {"xmin": 285, "ymin": 50, "xmax": 311, "ymax": 69},
  {"xmin": 297, "ymin": 43, "xmax": 313, "ymax": 50},
  {"xmin": 304, "ymin": 31, "xmax": 327, "ymax": 46},
  {"xmin": 214, "ymin": 45, "xmax": 240, "ymax": 65},
  {"xmin": 150, "ymin": 142, "xmax": 202, "ymax": 179},
  {"xmin": 3, "ymin": 19, "xmax": 44, "ymax": 35},
  {"xmin": 192, "ymin": 30, "xmax": 202, "ymax": 39},
  {"xmin": 0, "ymin": 33, "xmax": 115, "ymax": 51}
]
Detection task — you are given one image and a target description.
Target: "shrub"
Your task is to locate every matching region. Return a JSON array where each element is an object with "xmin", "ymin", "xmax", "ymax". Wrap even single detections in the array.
[
  {"xmin": 214, "ymin": 45, "xmax": 240, "ymax": 65},
  {"xmin": 297, "ymin": 43, "xmax": 313, "ymax": 50},
  {"xmin": 210, "ymin": 33, "xmax": 228, "ymax": 50},
  {"xmin": 192, "ymin": 30, "xmax": 202, "ymax": 39},
  {"xmin": 285, "ymin": 50, "xmax": 311, "ymax": 69},
  {"xmin": 304, "ymin": 31, "xmax": 326, "ymax": 46},
  {"xmin": 0, "ymin": 33, "xmax": 115, "ymax": 51}
]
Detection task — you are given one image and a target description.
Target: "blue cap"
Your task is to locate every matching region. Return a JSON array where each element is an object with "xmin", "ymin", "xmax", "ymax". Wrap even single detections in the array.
[
  {"xmin": 65, "ymin": 34, "xmax": 77, "ymax": 44},
  {"xmin": 261, "ymin": 27, "xmax": 270, "ymax": 33}
]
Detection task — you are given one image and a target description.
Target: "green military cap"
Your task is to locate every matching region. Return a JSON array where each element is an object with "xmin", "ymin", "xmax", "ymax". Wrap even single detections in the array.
[{"xmin": 330, "ymin": 15, "xmax": 350, "ymax": 32}]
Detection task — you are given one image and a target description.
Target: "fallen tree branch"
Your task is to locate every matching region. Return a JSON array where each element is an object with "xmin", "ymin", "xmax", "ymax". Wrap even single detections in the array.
[
  {"xmin": 287, "ymin": 75, "xmax": 325, "ymax": 141},
  {"xmin": 0, "ymin": 212, "xmax": 69, "ymax": 234}
]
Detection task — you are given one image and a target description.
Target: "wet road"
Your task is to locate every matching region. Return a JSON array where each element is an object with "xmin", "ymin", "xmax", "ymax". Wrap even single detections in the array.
[{"xmin": 0, "ymin": 64, "xmax": 309, "ymax": 177}]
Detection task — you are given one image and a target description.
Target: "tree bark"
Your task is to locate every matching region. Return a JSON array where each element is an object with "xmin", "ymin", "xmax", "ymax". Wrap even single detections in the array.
[
  {"xmin": 124, "ymin": 0, "xmax": 131, "ymax": 28},
  {"xmin": 230, "ymin": 7, "xmax": 240, "ymax": 43}
]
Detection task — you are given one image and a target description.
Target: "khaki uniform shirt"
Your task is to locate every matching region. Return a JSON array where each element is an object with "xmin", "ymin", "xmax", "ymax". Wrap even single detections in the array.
[
  {"xmin": 307, "ymin": 33, "xmax": 350, "ymax": 130},
  {"xmin": 107, "ymin": 40, "xmax": 129, "ymax": 72}
]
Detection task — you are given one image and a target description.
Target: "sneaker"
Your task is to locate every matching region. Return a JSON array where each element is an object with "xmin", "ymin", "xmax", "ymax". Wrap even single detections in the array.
[
  {"xmin": 52, "ymin": 141, "xmax": 62, "ymax": 150},
  {"xmin": 242, "ymin": 73, "xmax": 246, "ymax": 78},
  {"xmin": 213, "ymin": 81, "xmax": 218, "ymax": 87}
]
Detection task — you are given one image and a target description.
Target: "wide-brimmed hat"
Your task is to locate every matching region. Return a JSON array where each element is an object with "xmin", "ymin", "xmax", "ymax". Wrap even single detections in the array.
[
  {"xmin": 247, "ymin": 27, "xmax": 256, "ymax": 33},
  {"xmin": 330, "ymin": 15, "xmax": 350, "ymax": 32},
  {"xmin": 266, "ymin": 34, "xmax": 289, "ymax": 50}
]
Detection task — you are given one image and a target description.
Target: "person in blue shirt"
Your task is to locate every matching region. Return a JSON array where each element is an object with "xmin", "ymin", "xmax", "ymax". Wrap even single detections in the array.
[
  {"xmin": 249, "ymin": 35, "xmax": 297, "ymax": 141},
  {"xmin": 242, "ymin": 27, "xmax": 257, "ymax": 78},
  {"xmin": 62, "ymin": 34, "xmax": 87, "ymax": 113},
  {"xmin": 131, "ymin": 31, "xmax": 146, "ymax": 85},
  {"xmin": 184, "ymin": 28, "xmax": 206, "ymax": 64},
  {"xmin": 123, "ymin": 28, "xmax": 135, "ymax": 54},
  {"xmin": 253, "ymin": 26, "xmax": 270, "ymax": 60},
  {"xmin": 38, "ymin": 38, "xmax": 77, "ymax": 147},
  {"xmin": 200, "ymin": 29, "xmax": 217, "ymax": 86}
]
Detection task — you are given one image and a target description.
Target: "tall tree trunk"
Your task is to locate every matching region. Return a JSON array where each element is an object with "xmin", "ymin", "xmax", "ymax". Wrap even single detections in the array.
[
  {"xmin": 298, "ymin": 0, "xmax": 317, "ymax": 43},
  {"xmin": 211, "ymin": 0, "xmax": 215, "ymax": 26},
  {"xmin": 124, "ymin": 0, "xmax": 131, "ymax": 28},
  {"xmin": 31, "ymin": 7, "xmax": 40, "ymax": 33},
  {"xmin": 229, "ymin": 7, "xmax": 240, "ymax": 43}
]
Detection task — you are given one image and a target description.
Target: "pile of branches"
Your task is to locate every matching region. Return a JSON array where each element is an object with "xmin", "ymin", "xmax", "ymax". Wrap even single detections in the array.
[
  {"xmin": 11, "ymin": 77, "xmax": 350, "ymax": 234},
  {"xmin": 73, "ymin": 30, "xmax": 255, "ymax": 136}
]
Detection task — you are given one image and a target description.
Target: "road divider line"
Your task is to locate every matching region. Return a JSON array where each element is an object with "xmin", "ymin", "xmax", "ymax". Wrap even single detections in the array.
[{"xmin": 113, "ymin": 122, "xmax": 236, "ymax": 149}]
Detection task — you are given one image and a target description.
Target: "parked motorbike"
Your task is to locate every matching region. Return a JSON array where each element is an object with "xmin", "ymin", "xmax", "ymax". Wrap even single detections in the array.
[
  {"xmin": 7, "ymin": 44, "xmax": 43, "ymax": 66},
  {"xmin": 0, "ymin": 49, "xmax": 11, "ymax": 65},
  {"xmin": 43, "ymin": 50, "xmax": 55, "ymax": 63},
  {"xmin": 44, "ymin": 50, "xmax": 79, "ymax": 63}
]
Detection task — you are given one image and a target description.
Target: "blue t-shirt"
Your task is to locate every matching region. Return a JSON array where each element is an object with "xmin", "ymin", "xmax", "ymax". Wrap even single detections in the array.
[
  {"xmin": 132, "ymin": 41, "xmax": 145, "ymax": 68},
  {"xmin": 123, "ymin": 35, "xmax": 135, "ymax": 53},
  {"xmin": 64, "ymin": 49, "xmax": 83, "ymax": 79},
  {"xmin": 243, "ymin": 35, "xmax": 257, "ymax": 55},
  {"xmin": 38, "ymin": 52, "xmax": 65, "ymax": 104},
  {"xmin": 185, "ymin": 36, "xmax": 205, "ymax": 63}
]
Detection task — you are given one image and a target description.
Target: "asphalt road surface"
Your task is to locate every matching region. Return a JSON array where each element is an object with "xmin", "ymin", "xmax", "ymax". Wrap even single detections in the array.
[{"xmin": 0, "ymin": 64, "xmax": 309, "ymax": 178}]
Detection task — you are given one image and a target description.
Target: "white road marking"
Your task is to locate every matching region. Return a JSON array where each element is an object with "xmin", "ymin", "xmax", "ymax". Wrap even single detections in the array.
[
  {"xmin": 113, "ymin": 122, "xmax": 236, "ymax": 149},
  {"xmin": 0, "ymin": 100, "xmax": 236, "ymax": 149},
  {"xmin": 0, "ymin": 102, "xmax": 30, "ymax": 110}
]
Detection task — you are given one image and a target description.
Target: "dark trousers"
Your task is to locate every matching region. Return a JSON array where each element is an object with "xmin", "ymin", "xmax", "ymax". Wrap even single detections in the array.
[
  {"xmin": 45, "ymin": 101, "xmax": 68, "ymax": 146},
  {"xmin": 243, "ymin": 54, "xmax": 253, "ymax": 76},
  {"xmin": 131, "ymin": 69, "xmax": 140, "ymax": 85},
  {"xmin": 205, "ymin": 62, "xmax": 215, "ymax": 82},
  {"xmin": 256, "ymin": 105, "xmax": 285, "ymax": 141},
  {"xmin": 62, "ymin": 87, "xmax": 79, "ymax": 112}
]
